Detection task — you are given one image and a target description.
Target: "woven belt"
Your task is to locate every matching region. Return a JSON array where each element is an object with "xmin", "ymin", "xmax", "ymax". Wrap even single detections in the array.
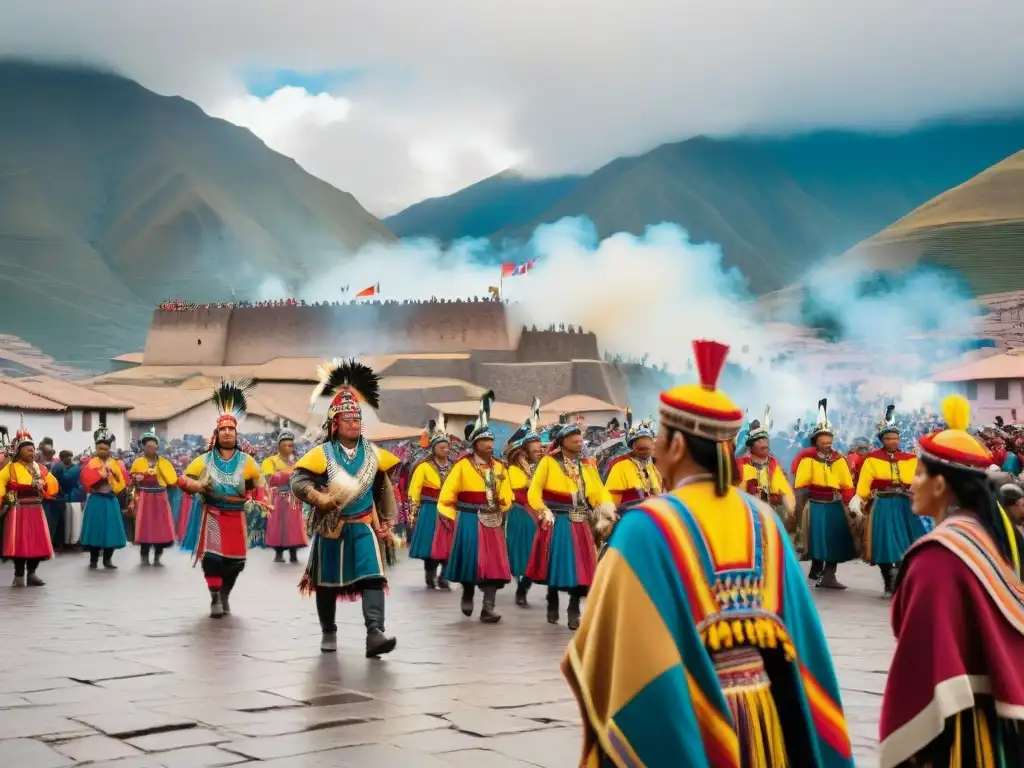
[
  {"xmin": 548, "ymin": 503, "xmax": 589, "ymax": 523},
  {"xmin": 457, "ymin": 505, "xmax": 503, "ymax": 528}
]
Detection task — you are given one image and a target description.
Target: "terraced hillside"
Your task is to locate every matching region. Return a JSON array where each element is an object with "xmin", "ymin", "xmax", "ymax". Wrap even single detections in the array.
[{"xmin": 842, "ymin": 150, "xmax": 1024, "ymax": 295}]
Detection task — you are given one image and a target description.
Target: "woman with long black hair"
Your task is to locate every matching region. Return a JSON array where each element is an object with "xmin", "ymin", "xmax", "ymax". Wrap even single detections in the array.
[{"xmin": 879, "ymin": 394, "xmax": 1024, "ymax": 767}]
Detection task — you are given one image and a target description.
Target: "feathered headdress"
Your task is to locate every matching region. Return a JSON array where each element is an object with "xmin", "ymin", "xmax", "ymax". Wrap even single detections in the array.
[
  {"xmin": 876, "ymin": 404, "xmax": 899, "ymax": 441},
  {"xmin": 140, "ymin": 425, "xmax": 159, "ymax": 445},
  {"xmin": 467, "ymin": 390, "xmax": 496, "ymax": 444},
  {"xmin": 505, "ymin": 397, "xmax": 541, "ymax": 455},
  {"xmin": 93, "ymin": 413, "xmax": 115, "ymax": 446},
  {"xmin": 213, "ymin": 379, "xmax": 253, "ymax": 430},
  {"xmin": 810, "ymin": 398, "xmax": 833, "ymax": 442},
  {"xmin": 11, "ymin": 415, "xmax": 33, "ymax": 453},
  {"xmin": 745, "ymin": 405, "xmax": 771, "ymax": 447},
  {"xmin": 422, "ymin": 412, "xmax": 449, "ymax": 448},
  {"xmin": 309, "ymin": 358, "xmax": 380, "ymax": 439}
]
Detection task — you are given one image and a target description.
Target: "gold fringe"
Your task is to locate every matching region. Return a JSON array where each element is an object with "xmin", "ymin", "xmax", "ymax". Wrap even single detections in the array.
[
  {"xmin": 700, "ymin": 617, "xmax": 796, "ymax": 662},
  {"xmin": 722, "ymin": 680, "xmax": 787, "ymax": 767}
]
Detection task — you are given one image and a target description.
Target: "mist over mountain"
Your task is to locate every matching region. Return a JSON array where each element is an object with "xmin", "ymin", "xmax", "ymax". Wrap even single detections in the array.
[
  {"xmin": 386, "ymin": 118, "xmax": 1024, "ymax": 293},
  {"xmin": 0, "ymin": 61, "xmax": 394, "ymax": 368}
]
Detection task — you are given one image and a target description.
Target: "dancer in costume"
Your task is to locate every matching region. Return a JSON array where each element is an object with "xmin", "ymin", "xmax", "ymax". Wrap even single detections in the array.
[
  {"xmin": 289, "ymin": 359, "xmax": 400, "ymax": 656},
  {"xmin": 262, "ymin": 430, "xmax": 309, "ymax": 564},
  {"xmin": 128, "ymin": 428, "xmax": 178, "ymax": 566},
  {"xmin": 737, "ymin": 406, "xmax": 796, "ymax": 525},
  {"xmin": 527, "ymin": 418, "xmax": 616, "ymax": 630},
  {"xmin": 603, "ymin": 414, "xmax": 662, "ymax": 508},
  {"xmin": 794, "ymin": 399, "xmax": 857, "ymax": 589},
  {"xmin": 408, "ymin": 415, "xmax": 455, "ymax": 590},
  {"xmin": 438, "ymin": 391, "xmax": 514, "ymax": 623},
  {"xmin": 505, "ymin": 398, "xmax": 543, "ymax": 607},
  {"xmin": 1, "ymin": 427, "xmax": 58, "ymax": 586},
  {"xmin": 849, "ymin": 405, "xmax": 921, "ymax": 596},
  {"xmin": 178, "ymin": 381, "xmax": 268, "ymax": 618},
  {"xmin": 564, "ymin": 340, "xmax": 853, "ymax": 768},
  {"xmin": 879, "ymin": 395, "xmax": 1024, "ymax": 767},
  {"xmin": 80, "ymin": 423, "xmax": 128, "ymax": 570}
]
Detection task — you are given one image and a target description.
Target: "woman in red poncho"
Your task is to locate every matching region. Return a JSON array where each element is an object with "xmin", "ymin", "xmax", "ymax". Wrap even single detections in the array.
[{"xmin": 879, "ymin": 394, "xmax": 1024, "ymax": 766}]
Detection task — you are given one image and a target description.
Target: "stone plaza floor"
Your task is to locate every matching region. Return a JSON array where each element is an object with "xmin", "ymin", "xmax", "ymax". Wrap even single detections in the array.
[{"xmin": 0, "ymin": 547, "xmax": 891, "ymax": 767}]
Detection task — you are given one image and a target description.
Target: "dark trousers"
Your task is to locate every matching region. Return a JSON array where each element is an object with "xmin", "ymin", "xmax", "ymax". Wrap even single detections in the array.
[
  {"xmin": 140, "ymin": 544, "xmax": 166, "ymax": 556},
  {"xmin": 316, "ymin": 578, "xmax": 386, "ymax": 633},
  {"xmin": 89, "ymin": 547, "xmax": 115, "ymax": 565},
  {"xmin": 13, "ymin": 558, "xmax": 41, "ymax": 577},
  {"xmin": 201, "ymin": 554, "xmax": 245, "ymax": 594}
]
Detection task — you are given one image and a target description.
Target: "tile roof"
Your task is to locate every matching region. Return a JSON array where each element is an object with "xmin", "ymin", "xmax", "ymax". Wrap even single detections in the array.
[
  {"xmin": 4, "ymin": 376, "xmax": 133, "ymax": 410},
  {"xmin": 0, "ymin": 380, "xmax": 66, "ymax": 411}
]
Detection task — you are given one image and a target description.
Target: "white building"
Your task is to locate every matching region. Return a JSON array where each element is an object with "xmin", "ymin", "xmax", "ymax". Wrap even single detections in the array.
[{"xmin": 0, "ymin": 376, "xmax": 132, "ymax": 454}]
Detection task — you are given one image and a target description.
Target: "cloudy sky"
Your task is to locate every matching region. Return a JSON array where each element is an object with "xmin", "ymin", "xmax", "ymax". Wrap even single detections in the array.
[{"xmin": 3, "ymin": 0, "xmax": 1023, "ymax": 216}]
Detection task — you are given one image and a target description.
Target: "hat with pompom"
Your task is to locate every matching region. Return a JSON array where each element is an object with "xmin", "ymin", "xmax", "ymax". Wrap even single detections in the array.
[{"xmin": 917, "ymin": 394, "xmax": 992, "ymax": 472}]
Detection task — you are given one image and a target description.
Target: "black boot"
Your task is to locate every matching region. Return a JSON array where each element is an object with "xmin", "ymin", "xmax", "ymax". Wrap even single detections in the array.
[
  {"xmin": 140, "ymin": 544, "xmax": 151, "ymax": 565},
  {"xmin": 102, "ymin": 549, "xmax": 117, "ymax": 570},
  {"xmin": 26, "ymin": 561, "xmax": 44, "ymax": 587},
  {"xmin": 480, "ymin": 586, "xmax": 501, "ymax": 624},
  {"xmin": 879, "ymin": 563, "xmax": 895, "ymax": 597},
  {"xmin": 209, "ymin": 590, "xmax": 224, "ymax": 618},
  {"xmin": 546, "ymin": 589, "xmax": 559, "ymax": 625},
  {"xmin": 816, "ymin": 562, "xmax": 847, "ymax": 590},
  {"xmin": 424, "ymin": 559, "xmax": 437, "ymax": 589},
  {"xmin": 273, "ymin": 548, "xmax": 285, "ymax": 563},
  {"xmin": 89, "ymin": 548, "xmax": 100, "ymax": 569},
  {"xmin": 460, "ymin": 584, "xmax": 475, "ymax": 616},
  {"xmin": 567, "ymin": 594, "xmax": 582, "ymax": 630},
  {"xmin": 808, "ymin": 559, "xmax": 824, "ymax": 582},
  {"xmin": 437, "ymin": 568, "xmax": 451, "ymax": 591},
  {"xmin": 363, "ymin": 589, "xmax": 397, "ymax": 658},
  {"xmin": 515, "ymin": 577, "xmax": 531, "ymax": 607},
  {"xmin": 289, "ymin": 548, "xmax": 299, "ymax": 564}
]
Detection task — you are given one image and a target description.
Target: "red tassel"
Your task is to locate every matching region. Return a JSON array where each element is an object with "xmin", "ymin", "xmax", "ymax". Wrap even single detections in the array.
[{"xmin": 692, "ymin": 340, "xmax": 730, "ymax": 390}]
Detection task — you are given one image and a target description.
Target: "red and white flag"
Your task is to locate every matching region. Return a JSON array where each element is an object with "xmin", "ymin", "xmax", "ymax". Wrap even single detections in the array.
[
  {"xmin": 355, "ymin": 283, "xmax": 380, "ymax": 298},
  {"xmin": 501, "ymin": 259, "xmax": 536, "ymax": 278}
]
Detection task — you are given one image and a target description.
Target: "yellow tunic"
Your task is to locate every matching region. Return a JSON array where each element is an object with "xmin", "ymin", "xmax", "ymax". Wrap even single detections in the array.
[
  {"xmin": 408, "ymin": 460, "xmax": 447, "ymax": 504},
  {"xmin": 261, "ymin": 455, "xmax": 296, "ymax": 477},
  {"xmin": 604, "ymin": 455, "xmax": 663, "ymax": 505},
  {"xmin": 292, "ymin": 444, "xmax": 400, "ymax": 476},
  {"xmin": 794, "ymin": 452, "xmax": 854, "ymax": 503},
  {"xmin": 128, "ymin": 456, "xmax": 178, "ymax": 487},
  {"xmin": 85, "ymin": 457, "xmax": 127, "ymax": 494},
  {"xmin": 0, "ymin": 461, "xmax": 59, "ymax": 497},
  {"xmin": 528, "ymin": 455, "xmax": 612, "ymax": 513},
  {"xmin": 437, "ymin": 457, "xmax": 513, "ymax": 520},
  {"xmin": 508, "ymin": 464, "xmax": 532, "ymax": 493},
  {"xmin": 183, "ymin": 453, "xmax": 264, "ymax": 485},
  {"xmin": 739, "ymin": 459, "xmax": 794, "ymax": 503},
  {"xmin": 854, "ymin": 452, "xmax": 917, "ymax": 501}
]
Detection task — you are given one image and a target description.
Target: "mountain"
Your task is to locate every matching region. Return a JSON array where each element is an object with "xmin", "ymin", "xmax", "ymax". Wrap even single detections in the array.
[
  {"xmin": 387, "ymin": 118, "xmax": 1024, "ymax": 293},
  {"xmin": 386, "ymin": 171, "xmax": 583, "ymax": 241},
  {"xmin": 0, "ymin": 61, "xmax": 395, "ymax": 369},
  {"xmin": 838, "ymin": 150, "xmax": 1024, "ymax": 296}
]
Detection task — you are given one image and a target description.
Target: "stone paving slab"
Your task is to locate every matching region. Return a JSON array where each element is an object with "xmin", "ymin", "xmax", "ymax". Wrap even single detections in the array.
[{"xmin": 0, "ymin": 546, "xmax": 891, "ymax": 766}]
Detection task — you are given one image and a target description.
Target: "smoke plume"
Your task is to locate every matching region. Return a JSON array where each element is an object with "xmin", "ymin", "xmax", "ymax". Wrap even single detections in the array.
[{"xmin": 267, "ymin": 216, "xmax": 982, "ymax": 424}]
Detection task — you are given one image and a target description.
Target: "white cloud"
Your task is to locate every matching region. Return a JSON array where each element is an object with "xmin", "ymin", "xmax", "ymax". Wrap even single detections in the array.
[{"xmin": 2, "ymin": 0, "xmax": 1023, "ymax": 215}]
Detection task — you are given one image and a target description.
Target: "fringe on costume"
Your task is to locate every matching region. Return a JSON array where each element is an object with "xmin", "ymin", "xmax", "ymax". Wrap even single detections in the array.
[
  {"xmin": 715, "ymin": 647, "xmax": 788, "ymax": 767},
  {"xmin": 179, "ymin": 496, "xmax": 204, "ymax": 561}
]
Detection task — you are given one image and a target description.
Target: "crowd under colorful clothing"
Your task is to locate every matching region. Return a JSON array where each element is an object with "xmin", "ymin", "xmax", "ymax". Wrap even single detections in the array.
[
  {"xmin": 408, "ymin": 416, "xmax": 454, "ymax": 590},
  {"xmin": 527, "ymin": 420, "xmax": 616, "ymax": 630},
  {"xmin": 563, "ymin": 339, "xmax": 854, "ymax": 768},
  {"xmin": 1, "ymin": 428, "xmax": 58, "ymax": 587},
  {"xmin": 129, "ymin": 429, "xmax": 178, "ymax": 566},
  {"xmin": 794, "ymin": 399, "xmax": 857, "ymax": 589},
  {"xmin": 880, "ymin": 395, "xmax": 1024, "ymax": 766},
  {"xmin": 503, "ymin": 397, "xmax": 542, "ymax": 606},
  {"xmin": 79, "ymin": 424, "xmax": 128, "ymax": 569},
  {"xmin": 262, "ymin": 431, "xmax": 309, "ymax": 563},
  {"xmin": 289, "ymin": 358, "xmax": 400, "ymax": 657},
  {"xmin": 438, "ymin": 391, "xmax": 514, "ymax": 623},
  {"xmin": 850, "ymin": 405, "xmax": 923, "ymax": 596},
  {"xmin": 179, "ymin": 380, "xmax": 268, "ymax": 618}
]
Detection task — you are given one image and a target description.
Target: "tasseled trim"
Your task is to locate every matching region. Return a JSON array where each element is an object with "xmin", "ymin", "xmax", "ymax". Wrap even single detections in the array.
[
  {"xmin": 297, "ymin": 545, "xmax": 391, "ymax": 601},
  {"xmin": 700, "ymin": 615, "xmax": 796, "ymax": 662},
  {"xmin": 715, "ymin": 648, "xmax": 787, "ymax": 767},
  {"xmin": 915, "ymin": 701, "xmax": 1024, "ymax": 768}
]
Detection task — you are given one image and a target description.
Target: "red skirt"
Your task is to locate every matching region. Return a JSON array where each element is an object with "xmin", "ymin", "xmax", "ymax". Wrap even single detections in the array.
[
  {"xmin": 176, "ymin": 492, "xmax": 194, "ymax": 542},
  {"xmin": 198, "ymin": 506, "xmax": 247, "ymax": 560},
  {"xmin": 526, "ymin": 515, "xmax": 597, "ymax": 589},
  {"xmin": 431, "ymin": 515, "xmax": 455, "ymax": 561},
  {"xmin": 265, "ymin": 488, "xmax": 308, "ymax": 549},
  {"xmin": 134, "ymin": 488, "xmax": 175, "ymax": 545},
  {"xmin": 2, "ymin": 501, "xmax": 54, "ymax": 560}
]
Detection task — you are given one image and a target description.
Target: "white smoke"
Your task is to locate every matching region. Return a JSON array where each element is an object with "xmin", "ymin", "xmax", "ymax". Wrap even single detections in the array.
[{"xmin": 271, "ymin": 216, "xmax": 982, "ymax": 425}]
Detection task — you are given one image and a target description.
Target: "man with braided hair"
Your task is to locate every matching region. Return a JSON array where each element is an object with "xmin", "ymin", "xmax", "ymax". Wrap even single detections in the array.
[{"xmin": 289, "ymin": 359, "xmax": 401, "ymax": 657}]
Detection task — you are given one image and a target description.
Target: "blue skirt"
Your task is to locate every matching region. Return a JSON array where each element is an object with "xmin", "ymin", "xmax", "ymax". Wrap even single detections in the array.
[
  {"xmin": 79, "ymin": 492, "xmax": 127, "ymax": 550},
  {"xmin": 409, "ymin": 501, "xmax": 440, "ymax": 560},
  {"xmin": 807, "ymin": 500, "xmax": 856, "ymax": 563},
  {"xmin": 307, "ymin": 522, "xmax": 385, "ymax": 590},
  {"xmin": 443, "ymin": 510, "xmax": 480, "ymax": 584},
  {"xmin": 866, "ymin": 496, "xmax": 925, "ymax": 565},
  {"xmin": 505, "ymin": 503, "xmax": 538, "ymax": 578}
]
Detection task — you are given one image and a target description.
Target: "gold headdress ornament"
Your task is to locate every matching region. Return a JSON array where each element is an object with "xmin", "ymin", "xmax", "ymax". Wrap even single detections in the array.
[{"xmin": 309, "ymin": 358, "xmax": 380, "ymax": 440}]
